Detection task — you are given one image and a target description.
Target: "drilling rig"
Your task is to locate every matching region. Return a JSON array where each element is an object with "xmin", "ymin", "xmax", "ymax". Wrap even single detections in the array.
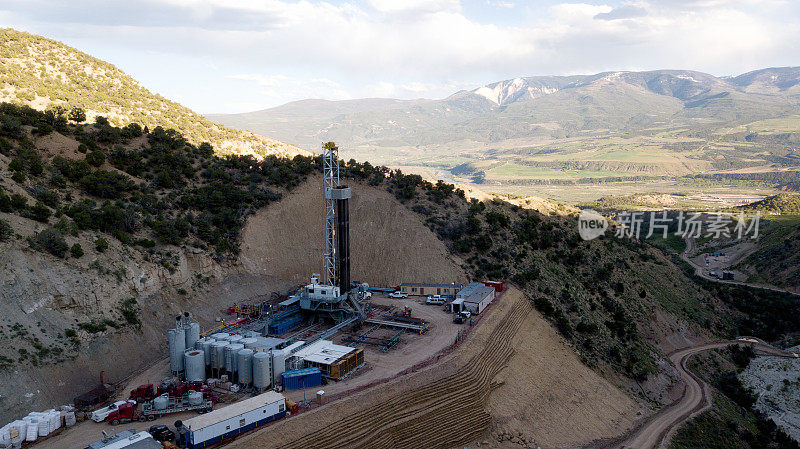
[{"xmin": 296, "ymin": 142, "xmax": 365, "ymax": 322}]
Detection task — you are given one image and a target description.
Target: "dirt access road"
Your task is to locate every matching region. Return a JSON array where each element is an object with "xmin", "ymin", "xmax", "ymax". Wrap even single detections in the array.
[
  {"xmin": 616, "ymin": 339, "xmax": 798, "ymax": 449},
  {"xmin": 681, "ymin": 237, "xmax": 799, "ymax": 297}
]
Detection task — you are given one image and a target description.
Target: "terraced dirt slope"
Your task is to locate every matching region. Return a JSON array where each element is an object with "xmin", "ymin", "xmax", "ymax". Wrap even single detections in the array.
[
  {"xmin": 239, "ymin": 175, "xmax": 467, "ymax": 286},
  {"xmin": 229, "ymin": 287, "xmax": 638, "ymax": 449}
]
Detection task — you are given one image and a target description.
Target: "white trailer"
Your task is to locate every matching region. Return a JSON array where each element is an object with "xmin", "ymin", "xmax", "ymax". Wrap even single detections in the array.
[{"xmin": 183, "ymin": 391, "xmax": 286, "ymax": 449}]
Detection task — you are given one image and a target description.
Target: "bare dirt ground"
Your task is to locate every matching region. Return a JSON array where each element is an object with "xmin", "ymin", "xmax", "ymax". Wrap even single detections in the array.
[
  {"xmin": 239, "ymin": 175, "xmax": 467, "ymax": 286},
  {"xmin": 284, "ymin": 293, "xmax": 463, "ymax": 403},
  {"xmin": 227, "ymin": 287, "xmax": 638, "ymax": 449}
]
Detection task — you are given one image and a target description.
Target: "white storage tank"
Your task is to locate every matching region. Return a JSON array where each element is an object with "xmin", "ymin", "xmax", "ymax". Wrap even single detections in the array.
[
  {"xmin": 194, "ymin": 337, "xmax": 206, "ymax": 350},
  {"xmin": 187, "ymin": 390, "xmax": 203, "ymax": 406},
  {"xmin": 227, "ymin": 334, "xmax": 243, "ymax": 345},
  {"xmin": 252, "ymin": 352, "xmax": 271, "ymax": 390},
  {"xmin": 272, "ymin": 349, "xmax": 287, "ymax": 386},
  {"xmin": 168, "ymin": 326, "xmax": 186, "ymax": 373},
  {"xmin": 240, "ymin": 337, "xmax": 258, "ymax": 349},
  {"xmin": 210, "ymin": 332, "xmax": 230, "ymax": 341},
  {"xmin": 185, "ymin": 321, "xmax": 201, "ymax": 349},
  {"xmin": 153, "ymin": 394, "xmax": 169, "ymax": 411},
  {"xmin": 225, "ymin": 343, "xmax": 244, "ymax": 374},
  {"xmin": 211, "ymin": 341, "xmax": 229, "ymax": 371},
  {"xmin": 237, "ymin": 349, "xmax": 253, "ymax": 385},
  {"xmin": 184, "ymin": 349, "xmax": 205, "ymax": 382},
  {"xmin": 202, "ymin": 338, "xmax": 216, "ymax": 366}
]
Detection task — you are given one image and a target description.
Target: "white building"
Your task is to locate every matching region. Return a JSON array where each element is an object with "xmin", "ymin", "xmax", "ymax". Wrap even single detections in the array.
[{"xmin": 452, "ymin": 282, "xmax": 496, "ymax": 315}]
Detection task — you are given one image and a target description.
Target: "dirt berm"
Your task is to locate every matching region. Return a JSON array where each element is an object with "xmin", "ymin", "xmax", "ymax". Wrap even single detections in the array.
[
  {"xmin": 229, "ymin": 287, "xmax": 639, "ymax": 449},
  {"xmin": 239, "ymin": 175, "xmax": 467, "ymax": 286}
]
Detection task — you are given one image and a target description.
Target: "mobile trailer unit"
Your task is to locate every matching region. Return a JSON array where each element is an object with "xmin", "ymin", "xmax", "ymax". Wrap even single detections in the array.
[{"xmin": 183, "ymin": 391, "xmax": 287, "ymax": 449}]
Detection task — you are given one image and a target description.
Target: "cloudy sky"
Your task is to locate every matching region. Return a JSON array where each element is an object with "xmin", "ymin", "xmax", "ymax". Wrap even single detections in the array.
[{"xmin": 1, "ymin": 0, "xmax": 798, "ymax": 113}]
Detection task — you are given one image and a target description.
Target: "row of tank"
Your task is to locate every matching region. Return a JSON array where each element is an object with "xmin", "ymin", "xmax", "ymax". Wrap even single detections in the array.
[
  {"xmin": 167, "ymin": 315, "xmax": 202, "ymax": 374},
  {"xmin": 182, "ymin": 333, "xmax": 275, "ymax": 390}
]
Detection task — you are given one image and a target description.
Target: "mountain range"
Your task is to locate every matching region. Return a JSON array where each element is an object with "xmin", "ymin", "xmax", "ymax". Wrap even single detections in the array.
[{"xmin": 209, "ymin": 67, "xmax": 800, "ymax": 152}]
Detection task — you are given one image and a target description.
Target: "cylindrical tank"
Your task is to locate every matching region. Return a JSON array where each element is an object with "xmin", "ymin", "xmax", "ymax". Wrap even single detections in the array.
[
  {"xmin": 240, "ymin": 337, "xmax": 258, "ymax": 349},
  {"xmin": 184, "ymin": 322, "xmax": 201, "ymax": 349},
  {"xmin": 194, "ymin": 337, "xmax": 205, "ymax": 351},
  {"xmin": 168, "ymin": 327, "xmax": 186, "ymax": 373},
  {"xmin": 211, "ymin": 341, "xmax": 229, "ymax": 370},
  {"xmin": 210, "ymin": 332, "xmax": 230, "ymax": 341},
  {"xmin": 225, "ymin": 343, "xmax": 244, "ymax": 373},
  {"xmin": 252, "ymin": 352, "xmax": 271, "ymax": 390},
  {"xmin": 227, "ymin": 334, "xmax": 243, "ymax": 345},
  {"xmin": 153, "ymin": 394, "xmax": 169, "ymax": 411},
  {"xmin": 184, "ymin": 350, "xmax": 205, "ymax": 382},
  {"xmin": 202, "ymin": 339, "xmax": 215, "ymax": 366},
  {"xmin": 237, "ymin": 349, "xmax": 253, "ymax": 385},
  {"xmin": 187, "ymin": 390, "xmax": 203, "ymax": 406}
]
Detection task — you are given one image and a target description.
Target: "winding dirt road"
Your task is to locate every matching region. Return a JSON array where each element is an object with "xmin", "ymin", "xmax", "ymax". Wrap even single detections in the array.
[
  {"xmin": 681, "ymin": 237, "xmax": 799, "ymax": 297},
  {"xmin": 615, "ymin": 339, "xmax": 797, "ymax": 449}
]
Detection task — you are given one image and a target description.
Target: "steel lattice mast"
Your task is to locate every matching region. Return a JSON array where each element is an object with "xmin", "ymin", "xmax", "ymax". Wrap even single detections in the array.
[{"xmin": 322, "ymin": 142, "xmax": 339, "ymax": 286}]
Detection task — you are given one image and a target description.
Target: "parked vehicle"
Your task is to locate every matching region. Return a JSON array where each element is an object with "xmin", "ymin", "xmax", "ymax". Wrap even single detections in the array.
[
  {"xmin": 91, "ymin": 400, "xmax": 136, "ymax": 422},
  {"xmin": 389, "ymin": 291, "xmax": 408, "ymax": 299},
  {"xmin": 148, "ymin": 424, "xmax": 176, "ymax": 443},
  {"xmin": 141, "ymin": 394, "xmax": 213, "ymax": 419},
  {"xmin": 453, "ymin": 311, "xmax": 471, "ymax": 324},
  {"xmin": 129, "ymin": 384, "xmax": 156, "ymax": 402},
  {"xmin": 106, "ymin": 402, "xmax": 147, "ymax": 425},
  {"xmin": 426, "ymin": 295, "xmax": 445, "ymax": 305},
  {"xmin": 107, "ymin": 394, "xmax": 212, "ymax": 425}
]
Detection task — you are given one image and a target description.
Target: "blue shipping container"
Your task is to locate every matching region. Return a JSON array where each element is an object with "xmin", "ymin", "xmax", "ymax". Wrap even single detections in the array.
[
  {"xmin": 268, "ymin": 313, "xmax": 304, "ymax": 335},
  {"xmin": 281, "ymin": 367, "xmax": 322, "ymax": 391}
]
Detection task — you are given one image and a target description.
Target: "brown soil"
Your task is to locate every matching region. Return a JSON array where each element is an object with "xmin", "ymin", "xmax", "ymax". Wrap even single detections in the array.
[
  {"xmin": 239, "ymin": 175, "xmax": 468, "ymax": 286},
  {"xmin": 228, "ymin": 287, "xmax": 638, "ymax": 449}
]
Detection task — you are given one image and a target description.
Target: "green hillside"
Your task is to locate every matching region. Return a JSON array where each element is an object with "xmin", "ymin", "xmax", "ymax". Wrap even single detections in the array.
[{"xmin": 0, "ymin": 28, "xmax": 302, "ymax": 158}]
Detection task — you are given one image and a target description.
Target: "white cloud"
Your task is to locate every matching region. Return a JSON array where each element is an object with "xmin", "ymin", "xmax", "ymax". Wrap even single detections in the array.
[
  {"xmin": 2, "ymin": 0, "xmax": 798, "ymax": 111},
  {"xmin": 367, "ymin": 0, "xmax": 460, "ymax": 15}
]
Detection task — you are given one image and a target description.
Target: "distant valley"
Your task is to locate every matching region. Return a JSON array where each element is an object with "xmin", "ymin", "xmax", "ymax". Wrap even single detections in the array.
[{"xmin": 209, "ymin": 68, "xmax": 800, "ymax": 204}]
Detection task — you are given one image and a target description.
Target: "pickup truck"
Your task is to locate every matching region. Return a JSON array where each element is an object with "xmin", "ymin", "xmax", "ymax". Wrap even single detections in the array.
[
  {"xmin": 388, "ymin": 291, "xmax": 408, "ymax": 299},
  {"xmin": 91, "ymin": 400, "xmax": 137, "ymax": 422},
  {"xmin": 426, "ymin": 295, "xmax": 445, "ymax": 305}
]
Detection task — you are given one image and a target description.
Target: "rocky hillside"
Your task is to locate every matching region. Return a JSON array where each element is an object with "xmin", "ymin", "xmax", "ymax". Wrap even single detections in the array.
[
  {"xmin": 736, "ymin": 215, "xmax": 800, "ymax": 291},
  {"xmin": 0, "ymin": 104, "xmax": 473, "ymax": 421},
  {"xmin": 1, "ymin": 101, "xmax": 799, "ymax": 447},
  {"xmin": 0, "ymin": 28, "xmax": 303, "ymax": 158}
]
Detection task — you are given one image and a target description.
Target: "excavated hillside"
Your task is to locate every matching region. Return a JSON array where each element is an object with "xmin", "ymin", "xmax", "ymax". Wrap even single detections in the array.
[
  {"xmin": 229, "ymin": 287, "xmax": 640, "ymax": 449},
  {"xmin": 0, "ymin": 111, "xmax": 472, "ymax": 422},
  {"xmin": 239, "ymin": 175, "xmax": 467, "ymax": 286}
]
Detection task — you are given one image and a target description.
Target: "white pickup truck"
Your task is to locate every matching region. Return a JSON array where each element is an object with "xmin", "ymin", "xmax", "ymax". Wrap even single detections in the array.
[
  {"xmin": 426, "ymin": 295, "xmax": 445, "ymax": 305},
  {"xmin": 90, "ymin": 400, "xmax": 136, "ymax": 422}
]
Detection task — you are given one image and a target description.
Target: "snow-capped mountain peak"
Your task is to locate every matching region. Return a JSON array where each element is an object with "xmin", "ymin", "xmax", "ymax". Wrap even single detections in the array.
[{"xmin": 473, "ymin": 77, "xmax": 559, "ymax": 106}]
